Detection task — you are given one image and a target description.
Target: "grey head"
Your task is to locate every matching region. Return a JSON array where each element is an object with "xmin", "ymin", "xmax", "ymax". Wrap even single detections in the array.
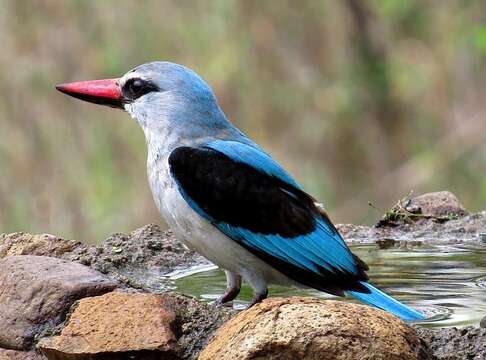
[
  {"xmin": 120, "ymin": 62, "xmax": 244, "ymax": 148},
  {"xmin": 57, "ymin": 61, "xmax": 246, "ymax": 151}
]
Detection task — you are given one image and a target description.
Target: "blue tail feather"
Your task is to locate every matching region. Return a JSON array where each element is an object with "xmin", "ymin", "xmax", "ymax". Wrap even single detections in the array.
[{"xmin": 347, "ymin": 282, "xmax": 425, "ymax": 321}]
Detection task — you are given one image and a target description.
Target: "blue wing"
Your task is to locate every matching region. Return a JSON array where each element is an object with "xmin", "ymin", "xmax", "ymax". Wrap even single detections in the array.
[
  {"xmin": 207, "ymin": 140, "xmax": 301, "ymax": 189},
  {"xmin": 168, "ymin": 140, "xmax": 426, "ymax": 320},
  {"xmin": 168, "ymin": 140, "xmax": 368, "ymax": 295}
]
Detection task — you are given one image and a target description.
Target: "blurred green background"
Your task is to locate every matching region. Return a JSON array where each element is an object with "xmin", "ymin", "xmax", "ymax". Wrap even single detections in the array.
[{"xmin": 0, "ymin": 0, "xmax": 485, "ymax": 243}]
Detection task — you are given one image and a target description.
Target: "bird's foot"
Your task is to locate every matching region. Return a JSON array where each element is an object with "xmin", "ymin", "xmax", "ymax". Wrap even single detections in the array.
[
  {"xmin": 246, "ymin": 289, "xmax": 268, "ymax": 309},
  {"xmin": 215, "ymin": 287, "xmax": 240, "ymax": 307},
  {"xmin": 216, "ymin": 270, "xmax": 242, "ymax": 307}
]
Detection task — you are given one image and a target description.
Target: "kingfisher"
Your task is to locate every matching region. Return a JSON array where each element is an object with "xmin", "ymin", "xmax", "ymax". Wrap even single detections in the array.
[{"xmin": 56, "ymin": 61, "xmax": 425, "ymax": 321}]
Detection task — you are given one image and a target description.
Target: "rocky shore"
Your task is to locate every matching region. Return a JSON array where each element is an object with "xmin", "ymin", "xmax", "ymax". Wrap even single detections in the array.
[{"xmin": 0, "ymin": 191, "xmax": 484, "ymax": 359}]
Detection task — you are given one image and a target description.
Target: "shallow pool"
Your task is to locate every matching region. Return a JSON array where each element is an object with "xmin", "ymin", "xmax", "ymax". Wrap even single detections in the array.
[{"xmin": 172, "ymin": 243, "xmax": 486, "ymax": 328}]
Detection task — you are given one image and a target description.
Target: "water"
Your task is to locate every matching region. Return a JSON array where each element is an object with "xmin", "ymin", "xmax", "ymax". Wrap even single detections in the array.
[{"xmin": 171, "ymin": 243, "xmax": 486, "ymax": 328}]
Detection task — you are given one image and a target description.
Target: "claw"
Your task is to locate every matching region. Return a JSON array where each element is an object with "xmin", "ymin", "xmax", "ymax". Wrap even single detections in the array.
[
  {"xmin": 246, "ymin": 289, "xmax": 268, "ymax": 309},
  {"xmin": 215, "ymin": 287, "xmax": 240, "ymax": 307}
]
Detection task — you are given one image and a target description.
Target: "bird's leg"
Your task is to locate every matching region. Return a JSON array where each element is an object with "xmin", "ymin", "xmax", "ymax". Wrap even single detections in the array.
[
  {"xmin": 247, "ymin": 289, "xmax": 268, "ymax": 309},
  {"xmin": 245, "ymin": 273, "xmax": 268, "ymax": 309},
  {"xmin": 216, "ymin": 271, "xmax": 242, "ymax": 306}
]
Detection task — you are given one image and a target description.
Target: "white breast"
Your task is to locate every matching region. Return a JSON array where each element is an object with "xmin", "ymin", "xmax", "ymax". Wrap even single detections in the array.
[{"xmin": 146, "ymin": 153, "xmax": 293, "ymax": 286}]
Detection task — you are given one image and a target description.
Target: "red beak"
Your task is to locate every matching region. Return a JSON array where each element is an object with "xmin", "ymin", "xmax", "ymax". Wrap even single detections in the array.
[{"xmin": 55, "ymin": 78, "xmax": 123, "ymax": 108}]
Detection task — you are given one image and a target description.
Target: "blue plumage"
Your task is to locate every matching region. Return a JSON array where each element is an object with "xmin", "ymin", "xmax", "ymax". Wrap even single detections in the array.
[
  {"xmin": 349, "ymin": 282, "xmax": 425, "ymax": 321},
  {"xmin": 219, "ymin": 221, "xmax": 358, "ymax": 275},
  {"xmin": 58, "ymin": 61, "xmax": 425, "ymax": 321},
  {"xmin": 170, "ymin": 140, "xmax": 425, "ymax": 320},
  {"xmin": 206, "ymin": 140, "xmax": 302, "ymax": 189},
  {"xmin": 190, "ymin": 140, "xmax": 358, "ymax": 275}
]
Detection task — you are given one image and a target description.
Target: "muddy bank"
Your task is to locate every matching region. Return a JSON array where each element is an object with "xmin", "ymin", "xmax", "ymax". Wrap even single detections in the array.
[
  {"xmin": 0, "ymin": 224, "xmax": 208, "ymax": 292},
  {"xmin": 2, "ymin": 221, "xmax": 485, "ymax": 359},
  {"xmin": 338, "ymin": 192, "xmax": 485, "ymax": 246},
  {"xmin": 96, "ymin": 222, "xmax": 485, "ymax": 359},
  {"xmin": 338, "ymin": 211, "xmax": 486, "ymax": 246},
  {"xmin": 4, "ymin": 212, "xmax": 484, "ymax": 296},
  {"xmin": 0, "ymin": 191, "xmax": 485, "ymax": 359},
  {"xmin": 88, "ymin": 225, "xmax": 209, "ymax": 292}
]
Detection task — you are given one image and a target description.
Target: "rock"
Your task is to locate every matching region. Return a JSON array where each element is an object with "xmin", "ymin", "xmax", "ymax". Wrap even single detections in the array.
[
  {"xmin": 0, "ymin": 233, "xmax": 91, "ymax": 259},
  {"xmin": 0, "ymin": 232, "xmax": 102, "ymax": 269},
  {"xmin": 481, "ymin": 316, "xmax": 486, "ymax": 329},
  {"xmin": 337, "ymin": 211, "xmax": 486, "ymax": 245},
  {"xmin": 416, "ymin": 326, "xmax": 486, "ymax": 360},
  {"xmin": 0, "ymin": 349, "xmax": 45, "ymax": 360},
  {"xmin": 38, "ymin": 292, "xmax": 175, "ymax": 359},
  {"xmin": 375, "ymin": 191, "xmax": 468, "ymax": 228},
  {"xmin": 3, "ymin": 221, "xmax": 486, "ymax": 359},
  {"xmin": 38, "ymin": 291, "xmax": 178, "ymax": 359},
  {"xmin": 0, "ymin": 255, "xmax": 117, "ymax": 350},
  {"xmin": 38, "ymin": 291, "xmax": 234, "ymax": 360},
  {"xmin": 404, "ymin": 191, "xmax": 468, "ymax": 219},
  {"xmin": 199, "ymin": 297, "xmax": 432, "ymax": 360},
  {"xmin": 375, "ymin": 238, "xmax": 398, "ymax": 249},
  {"xmin": 90, "ymin": 224, "xmax": 208, "ymax": 291},
  {"xmin": 160, "ymin": 293, "xmax": 235, "ymax": 359},
  {"xmin": 1, "ymin": 225, "xmax": 208, "ymax": 292}
]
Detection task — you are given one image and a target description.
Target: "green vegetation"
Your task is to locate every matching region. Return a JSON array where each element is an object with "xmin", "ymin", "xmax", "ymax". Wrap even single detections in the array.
[{"xmin": 0, "ymin": 0, "xmax": 485, "ymax": 242}]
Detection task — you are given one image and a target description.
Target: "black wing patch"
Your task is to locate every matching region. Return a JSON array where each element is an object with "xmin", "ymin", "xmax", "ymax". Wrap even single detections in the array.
[
  {"xmin": 169, "ymin": 146, "xmax": 317, "ymax": 237},
  {"xmin": 168, "ymin": 145, "xmax": 369, "ymax": 294}
]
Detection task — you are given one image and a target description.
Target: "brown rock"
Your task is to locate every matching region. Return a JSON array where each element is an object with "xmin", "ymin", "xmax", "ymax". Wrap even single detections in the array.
[
  {"xmin": 199, "ymin": 297, "xmax": 432, "ymax": 360},
  {"xmin": 0, "ymin": 349, "xmax": 45, "ymax": 360},
  {"xmin": 0, "ymin": 256, "xmax": 117, "ymax": 350},
  {"xmin": 38, "ymin": 292, "xmax": 177, "ymax": 359},
  {"xmin": 405, "ymin": 191, "xmax": 468, "ymax": 218},
  {"xmin": 0, "ymin": 233, "xmax": 88, "ymax": 259}
]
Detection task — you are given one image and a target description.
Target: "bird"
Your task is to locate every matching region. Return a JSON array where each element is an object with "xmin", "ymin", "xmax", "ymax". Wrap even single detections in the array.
[{"xmin": 56, "ymin": 61, "xmax": 425, "ymax": 321}]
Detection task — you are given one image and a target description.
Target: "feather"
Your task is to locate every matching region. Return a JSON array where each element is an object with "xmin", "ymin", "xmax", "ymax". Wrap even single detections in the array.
[
  {"xmin": 348, "ymin": 282, "xmax": 426, "ymax": 320},
  {"xmin": 168, "ymin": 140, "xmax": 425, "ymax": 320},
  {"xmin": 168, "ymin": 141, "xmax": 369, "ymax": 295}
]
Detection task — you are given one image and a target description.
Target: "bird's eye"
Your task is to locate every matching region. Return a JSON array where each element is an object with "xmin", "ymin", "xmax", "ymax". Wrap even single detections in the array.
[
  {"xmin": 129, "ymin": 79, "xmax": 143, "ymax": 95},
  {"xmin": 123, "ymin": 78, "xmax": 158, "ymax": 101}
]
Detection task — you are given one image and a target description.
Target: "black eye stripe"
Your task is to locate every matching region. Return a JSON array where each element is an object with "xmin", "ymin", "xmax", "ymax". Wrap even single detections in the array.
[{"xmin": 122, "ymin": 78, "xmax": 159, "ymax": 101}]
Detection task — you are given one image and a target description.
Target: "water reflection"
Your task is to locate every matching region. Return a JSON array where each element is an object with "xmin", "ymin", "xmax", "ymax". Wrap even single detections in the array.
[{"xmin": 173, "ymin": 243, "xmax": 486, "ymax": 328}]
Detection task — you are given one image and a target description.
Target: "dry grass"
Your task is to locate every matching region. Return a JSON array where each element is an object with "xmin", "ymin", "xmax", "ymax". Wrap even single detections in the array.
[{"xmin": 0, "ymin": 0, "xmax": 485, "ymax": 242}]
